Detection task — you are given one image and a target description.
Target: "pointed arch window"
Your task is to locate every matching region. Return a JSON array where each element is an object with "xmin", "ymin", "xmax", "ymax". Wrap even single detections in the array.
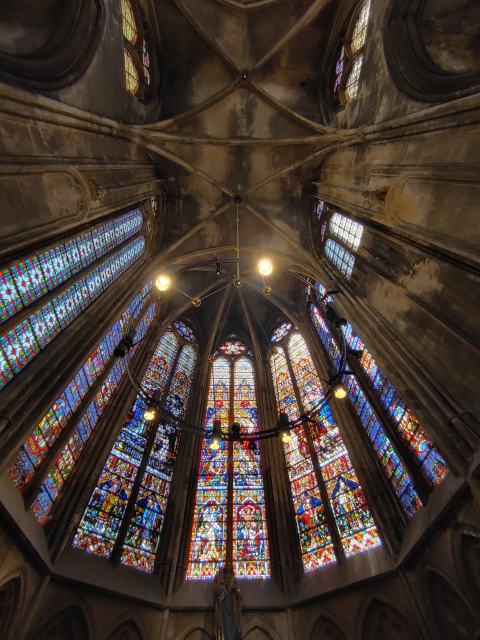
[
  {"xmin": 121, "ymin": 0, "xmax": 155, "ymax": 98},
  {"xmin": 270, "ymin": 323, "xmax": 380, "ymax": 570},
  {"xmin": 187, "ymin": 345, "xmax": 269, "ymax": 579},
  {"xmin": 0, "ymin": 226, "xmax": 145, "ymax": 391},
  {"xmin": 73, "ymin": 323, "xmax": 197, "ymax": 572},
  {"xmin": 307, "ymin": 282, "xmax": 448, "ymax": 517},
  {"xmin": 314, "ymin": 202, "xmax": 363, "ymax": 279}
]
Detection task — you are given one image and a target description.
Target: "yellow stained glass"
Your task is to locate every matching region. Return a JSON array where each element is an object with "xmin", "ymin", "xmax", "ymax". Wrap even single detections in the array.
[
  {"xmin": 121, "ymin": 0, "xmax": 137, "ymax": 44},
  {"xmin": 351, "ymin": 0, "xmax": 370, "ymax": 53},
  {"xmin": 345, "ymin": 56, "xmax": 363, "ymax": 103},
  {"xmin": 124, "ymin": 49, "xmax": 139, "ymax": 95}
]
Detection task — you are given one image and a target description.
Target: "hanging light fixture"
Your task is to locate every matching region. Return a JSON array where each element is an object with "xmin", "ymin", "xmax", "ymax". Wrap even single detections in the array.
[
  {"xmin": 144, "ymin": 389, "xmax": 162, "ymax": 420},
  {"xmin": 258, "ymin": 257, "xmax": 273, "ymax": 276},
  {"xmin": 156, "ymin": 275, "xmax": 171, "ymax": 291},
  {"xmin": 278, "ymin": 412, "xmax": 292, "ymax": 443},
  {"xmin": 209, "ymin": 419, "xmax": 222, "ymax": 450},
  {"xmin": 327, "ymin": 369, "xmax": 347, "ymax": 399}
]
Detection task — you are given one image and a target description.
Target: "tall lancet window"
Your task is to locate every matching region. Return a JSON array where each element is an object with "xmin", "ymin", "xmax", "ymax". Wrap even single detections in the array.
[
  {"xmin": 187, "ymin": 342, "xmax": 269, "ymax": 580},
  {"xmin": 270, "ymin": 323, "xmax": 380, "ymax": 572},
  {"xmin": 73, "ymin": 321, "xmax": 197, "ymax": 573}
]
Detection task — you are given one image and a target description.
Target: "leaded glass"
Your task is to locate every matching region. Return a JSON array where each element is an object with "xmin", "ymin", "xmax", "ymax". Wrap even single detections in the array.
[
  {"xmin": 164, "ymin": 345, "xmax": 197, "ymax": 419},
  {"xmin": 271, "ymin": 322, "xmax": 293, "ymax": 343},
  {"xmin": 329, "ymin": 213, "xmax": 363, "ymax": 251},
  {"xmin": 143, "ymin": 40, "xmax": 151, "ymax": 85},
  {"xmin": 325, "ymin": 239, "xmax": 355, "ymax": 278},
  {"xmin": 233, "ymin": 358, "xmax": 269, "ymax": 578},
  {"xmin": 173, "ymin": 321, "xmax": 196, "ymax": 342},
  {"xmin": 187, "ymin": 358, "xmax": 230, "ymax": 579},
  {"xmin": 310, "ymin": 305, "xmax": 423, "ymax": 519},
  {"xmin": 73, "ymin": 331, "xmax": 179, "ymax": 557},
  {"xmin": 219, "ymin": 341, "xmax": 247, "ymax": 355},
  {"xmin": 287, "ymin": 333, "xmax": 380, "ymax": 556},
  {"xmin": 39, "ymin": 246, "xmax": 71, "ymax": 290},
  {"xmin": 334, "ymin": 46, "xmax": 344, "ymax": 93},
  {"xmin": 0, "ymin": 238, "xmax": 145, "ymax": 391},
  {"xmin": 121, "ymin": 0, "xmax": 137, "ymax": 44},
  {"xmin": 124, "ymin": 49, "xmax": 139, "ymax": 95},
  {"xmin": 345, "ymin": 55, "xmax": 364, "ymax": 102},
  {"xmin": 11, "ymin": 259, "xmax": 48, "ymax": 306},
  {"xmin": 342, "ymin": 322, "xmax": 448, "ymax": 486},
  {"xmin": 321, "ymin": 221, "xmax": 327, "ymax": 241},
  {"xmin": 351, "ymin": 0, "xmax": 370, "ymax": 53},
  {"xmin": 316, "ymin": 200, "xmax": 325, "ymax": 220},
  {"xmin": 270, "ymin": 347, "xmax": 335, "ymax": 570},
  {"xmin": 9, "ymin": 288, "xmax": 152, "ymax": 493}
]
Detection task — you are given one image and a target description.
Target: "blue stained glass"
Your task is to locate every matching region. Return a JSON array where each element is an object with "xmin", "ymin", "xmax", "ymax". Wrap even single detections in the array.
[
  {"xmin": 103, "ymin": 221, "xmax": 117, "ymax": 251},
  {"xmin": 173, "ymin": 321, "xmax": 196, "ymax": 342},
  {"xmin": 30, "ymin": 302, "xmax": 61, "ymax": 349},
  {"xmin": 0, "ymin": 270, "xmax": 22, "ymax": 322},
  {"xmin": 72, "ymin": 278, "xmax": 90, "ymax": 311},
  {"xmin": 11, "ymin": 259, "xmax": 48, "ymax": 306},
  {"xmin": 53, "ymin": 289, "xmax": 80, "ymax": 329},
  {"xmin": 39, "ymin": 246, "xmax": 71, "ymax": 290},
  {"xmin": 0, "ymin": 319, "xmax": 40, "ymax": 374},
  {"xmin": 92, "ymin": 227, "xmax": 108, "ymax": 259},
  {"xmin": 64, "ymin": 239, "xmax": 83, "ymax": 275},
  {"xmin": 76, "ymin": 231, "xmax": 96, "ymax": 267}
]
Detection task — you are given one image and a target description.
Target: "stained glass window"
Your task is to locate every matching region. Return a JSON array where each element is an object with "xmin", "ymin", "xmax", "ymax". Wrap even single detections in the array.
[
  {"xmin": 121, "ymin": 0, "xmax": 137, "ymax": 44},
  {"xmin": 124, "ymin": 49, "xmax": 139, "ymax": 95},
  {"xmin": 142, "ymin": 40, "xmax": 151, "ymax": 85},
  {"xmin": 121, "ymin": 344, "xmax": 197, "ymax": 571},
  {"xmin": 321, "ymin": 221, "xmax": 327, "ymax": 241},
  {"xmin": 345, "ymin": 55, "xmax": 364, "ymax": 103},
  {"xmin": 310, "ymin": 304, "xmax": 423, "ymax": 519},
  {"xmin": 151, "ymin": 196, "xmax": 158, "ymax": 216},
  {"xmin": 219, "ymin": 341, "xmax": 247, "ymax": 355},
  {"xmin": 73, "ymin": 331, "xmax": 179, "ymax": 558},
  {"xmin": 334, "ymin": 47, "xmax": 344, "ymax": 93},
  {"xmin": 271, "ymin": 323, "xmax": 293, "ymax": 343},
  {"xmin": 325, "ymin": 239, "xmax": 355, "ymax": 278},
  {"xmin": 232, "ymin": 358, "xmax": 269, "ymax": 578},
  {"xmin": 0, "ymin": 210, "xmax": 142, "ymax": 326},
  {"xmin": 270, "ymin": 347, "xmax": 335, "ymax": 570},
  {"xmin": 9, "ymin": 284, "xmax": 152, "ymax": 493},
  {"xmin": 0, "ymin": 237, "xmax": 145, "ymax": 392},
  {"xmin": 351, "ymin": 0, "xmax": 370, "ymax": 53},
  {"xmin": 173, "ymin": 321, "xmax": 196, "ymax": 342},
  {"xmin": 287, "ymin": 333, "xmax": 380, "ymax": 556},
  {"xmin": 188, "ymin": 357, "xmax": 230, "ymax": 579},
  {"xmin": 329, "ymin": 213, "xmax": 363, "ymax": 251},
  {"xmin": 316, "ymin": 200, "xmax": 325, "ymax": 220}
]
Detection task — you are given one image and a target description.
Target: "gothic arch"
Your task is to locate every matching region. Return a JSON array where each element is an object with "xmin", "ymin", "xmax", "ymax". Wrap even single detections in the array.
[
  {"xmin": 454, "ymin": 526, "xmax": 480, "ymax": 603},
  {"xmin": 310, "ymin": 614, "xmax": 349, "ymax": 640},
  {"xmin": 105, "ymin": 619, "xmax": 143, "ymax": 640},
  {"xmin": 427, "ymin": 570, "xmax": 480, "ymax": 640},
  {"xmin": 361, "ymin": 597, "xmax": 422, "ymax": 640},
  {"xmin": 174, "ymin": 619, "xmax": 214, "ymax": 640},
  {"xmin": 0, "ymin": 575, "xmax": 22, "ymax": 640},
  {"xmin": 30, "ymin": 605, "xmax": 90, "ymax": 640},
  {"xmin": 242, "ymin": 618, "xmax": 283, "ymax": 640}
]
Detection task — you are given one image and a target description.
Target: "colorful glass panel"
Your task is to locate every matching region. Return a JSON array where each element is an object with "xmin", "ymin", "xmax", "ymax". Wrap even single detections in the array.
[
  {"xmin": 351, "ymin": 0, "xmax": 370, "ymax": 53},
  {"xmin": 0, "ymin": 237, "xmax": 145, "ymax": 391},
  {"xmin": 271, "ymin": 322, "xmax": 293, "ymax": 343},
  {"xmin": 334, "ymin": 46, "xmax": 345, "ymax": 93},
  {"xmin": 164, "ymin": 345, "xmax": 197, "ymax": 419},
  {"xmin": 325, "ymin": 239, "xmax": 355, "ymax": 278},
  {"xmin": 73, "ymin": 331, "xmax": 179, "ymax": 557},
  {"xmin": 0, "ymin": 210, "xmax": 142, "ymax": 326},
  {"xmin": 9, "ymin": 288, "xmax": 152, "ymax": 492},
  {"xmin": 233, "ymin": 358, "xmax": 269, "ymax": 578},
  {"xmin": 345, "ymin": 55, "xmax": 364, "ymax": 103},
  {"xmin": 287, "ymin": 333, "xmax": 380, "ymax": 556},
  {"xmin": 219, "ymin": 341, "xmax": 247, "ymax": 355},
  {"xmin": 310, "ymin": 305, "xmax": 422, "ymax": 519},
  {"xmin": 121, "ymin": 0, "xmax": 137, "ymax": 43},
  {"xmin": 187, "ymin": 357, "xmax": 230, "ymax": 579},
  {"xmin": 173, "ymin": 321, "xmax": 196, "ymax": 342},
  {"xmin": 270, "ymin": 347, "xmax": 335, "ymax": 570},
  {"xmin": 143, "ymin": 40, "xmax": 151, "ymax": 85},
  {"xmin": 124, "ymin": 49, "xmax": 139, "ymax": 95},
  {"xmin": 316, "ymin": 200, "xmax": 325, "ymax": 220},
  {"xmin": 329, "ymin": 213, "xmax": 363, "ymax": 251},
  {"xmin": 321, "ymin": 221, "xmax": 327, "ymax": 241},
  {"xmin": 342, "ymin": 322, "xmax": 448, "ymax": 486}
]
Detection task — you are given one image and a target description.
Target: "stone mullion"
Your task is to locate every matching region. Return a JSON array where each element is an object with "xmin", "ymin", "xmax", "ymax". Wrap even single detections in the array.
[
  {"xmin": 110, "ymin": 335, "xmax": 183, "ymax": 565},
  {"xmin": 226, "ymin": 357, "xmax": 234, "ymax": 565},
  {"xmin": 283, "ymin": 339, "xmax": 345, "ymax": 563},
  {"xmin": 46, "ymin": 318, "xmax": 159, "ymax": 561},
  {"xmin": 320, "ymin": 266, "xmax": 472, "ymax": 475},
  {"xmin": 302, "ymin": 318, "xmax": 406, "ymax": 555},
  {"xmin": 21, "ymin": 297, "xmax": 154, "ymax": 507},
  {"xmin": 260, "ymin": 351, "xmax": 303, "ymax": 592},
  {"xmin": 0, "ymin": 258, "xmax": 150, "ymax": 474}
]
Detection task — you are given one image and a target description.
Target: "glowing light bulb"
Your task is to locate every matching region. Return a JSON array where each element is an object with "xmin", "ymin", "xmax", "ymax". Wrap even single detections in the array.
[
  {"xmin": 156, "ymin": 275, "xmax": 170, "ymax": 291},
  {"xmin": 209, "ymin": 437, "xmax": 220, "ymax": 450},
  {"xmin": 258, "ymin": 258, "xmax": 273, "ymax": 276},
  {"xmin": 144, "ymin": 408, "xmax": 156, "ymax": 420},
  {"xmin": 333, "ymin": 382, "xmax": 347, "ymax": 399},
  {"xmin": 282, "ymin": 431, "xmax": 292, "ymax": 444}
]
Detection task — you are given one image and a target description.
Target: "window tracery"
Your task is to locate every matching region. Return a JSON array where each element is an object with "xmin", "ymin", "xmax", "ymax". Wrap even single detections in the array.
[
  {"xmin": 313, "ymin": 202, "xmax": 362, "ymax": 279},
  {"xmin": 270, "ymin": 324, "xmax": 380, "ymax": 570},
  {"xmin": 120, "ymin": 0, "xmax": 155, "ymax": 98},
  {"xmin": 73, "ymin": 323, "xmax": 197, "ymax": 571},
  {"xmin": 325, "ymin": 239, "xmax": 355, "ymax": 278},
  {"xmin": 187, "ymin": 344, "xmax": 269, "ymax": 579}
]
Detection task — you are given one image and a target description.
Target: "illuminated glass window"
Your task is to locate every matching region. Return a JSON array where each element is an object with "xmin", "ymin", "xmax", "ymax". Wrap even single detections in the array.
[
  {"xmin": 270, "ymin": 325, "xmax": 380, "ymax": 569},
  {"xmin": 187, "ymin": 348, "xmax": 269, "ymax": 580},
  {"xmin": 345, "ymin": 55, "xmax": 364, "ymax": 103},
  {"xmin": 142, "ymin": 40, "xmax": 151, "ymax": 85},
  {"xmin": 219, "ymin": 341, "xmax": 247, "ymax": 355},
  {"xmin": 351, "ymin": 0, "xmax": 370, "ymax": 53},
  {"xmin": 121, "ymin": 0, "xmax": 137, "ymax": 43},
  {"xmin": 31, "ymin": 302, "xmax": 156, "ymax": 523},
  {"xmin": 334, "ymin": 47, "xmax": 344, "ymax": 93},
  {"xmin": 74, "ymin": 323, "xmax": 197, "ymax": 570},
  {"xmin": 271, "ymin": 322, "xmax": 293, "ymax": 343},
  {"xmin": 316, "ymin": 200, "xmax": 325, "ymax": 220},
  {"xmin": 325, "ymin": 239, "xmax": 355, "ymax": 278},
  {"xmin": 330, "ymin": 213, "xmax": 363, "ymax": 251},
  {"xmin": 173, "ymin": 321, "xmax": 196, "ymax": 342},
  {"xmin": 9, "ymin": 283, "xmax": 152, "ymax": 494},
  {"xmin": 0, "ymin": 210, "xmax": 142, "ymax": 326},
  {"xmin": 0, "ymin": 237, "xmax": 145, "ymax": 391},
  {"xmin": 124, "ymin": 49, "xmax": 139, "ymax": 94}
]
